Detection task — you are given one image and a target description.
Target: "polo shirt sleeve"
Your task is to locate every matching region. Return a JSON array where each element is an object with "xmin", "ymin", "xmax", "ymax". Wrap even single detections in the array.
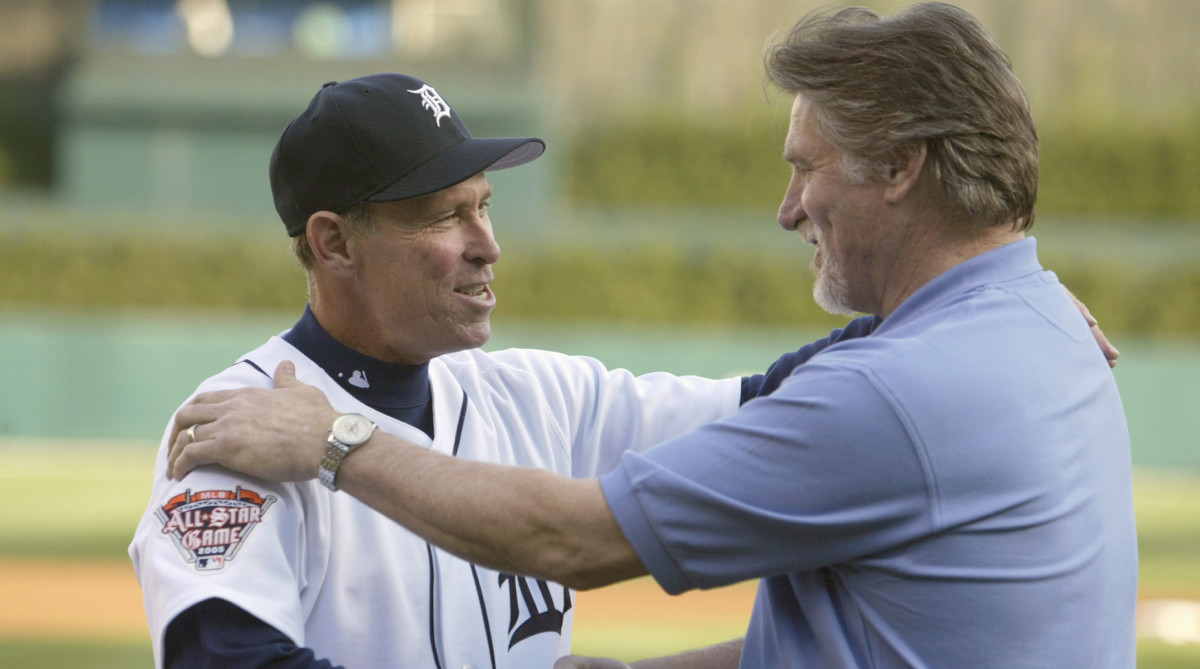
[{"xmin": 600, "ymin": 359, "xmax": 935, "ymax": 595}]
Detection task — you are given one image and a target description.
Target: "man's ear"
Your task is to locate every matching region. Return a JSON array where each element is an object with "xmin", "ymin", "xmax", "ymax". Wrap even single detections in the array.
[
  {"xmin": 883, "ymin": 142, "xmax": 928, "ymax": 204},
  {"xmin": 306, "ymin": 211, "xmax": 356, "ymax": 274}
]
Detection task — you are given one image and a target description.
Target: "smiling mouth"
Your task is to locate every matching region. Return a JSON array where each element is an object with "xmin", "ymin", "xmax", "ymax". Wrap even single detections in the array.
[
  {"xmin": 810, "ymin": 243, "xmax": 824, "ymax": 271},
  {"xmin": 797, "ymin": 223, "xmax": 818, "ymax": 246},
  {"xmin": 455, "ymin": 284, "xmax": 490, "ymax": 299}
]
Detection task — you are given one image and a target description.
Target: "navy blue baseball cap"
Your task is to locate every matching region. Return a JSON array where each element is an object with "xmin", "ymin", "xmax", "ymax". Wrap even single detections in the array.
[{"xmin": 270, "ymin": 73, "xmax": 545, "ymax": 237}]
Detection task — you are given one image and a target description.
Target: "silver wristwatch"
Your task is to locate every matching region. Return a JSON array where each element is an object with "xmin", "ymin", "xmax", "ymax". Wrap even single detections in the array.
[{"xmin": 319, "ymin": 413, "xmax": 378, "ymax": 491}]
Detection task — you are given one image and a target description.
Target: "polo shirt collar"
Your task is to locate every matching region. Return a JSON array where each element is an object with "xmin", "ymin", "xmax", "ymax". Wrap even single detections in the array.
[{"xmin": 876, "ymin": 237, "xmax": 1042, "ymax": 332}]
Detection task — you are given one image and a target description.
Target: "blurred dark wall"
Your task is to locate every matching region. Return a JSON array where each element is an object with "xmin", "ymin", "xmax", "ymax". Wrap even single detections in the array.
[{"xmin": 0, "ymin": 1, "xmax": 89, "ymax": 188}]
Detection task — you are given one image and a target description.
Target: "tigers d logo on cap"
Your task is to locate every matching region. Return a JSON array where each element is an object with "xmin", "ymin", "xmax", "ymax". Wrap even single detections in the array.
[{"xmin": 407, "ymin": 84, "xmax": 452, "ymax": 127}]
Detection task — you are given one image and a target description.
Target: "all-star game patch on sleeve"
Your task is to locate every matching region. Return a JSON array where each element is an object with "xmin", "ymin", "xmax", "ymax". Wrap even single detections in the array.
[
  {"xmin": 131, "ymin": 456, "xmax": 319, "ymax": 666},
  {"xmin": 155, "ymin": 486, "xmax": 278, "ymax": 571}
]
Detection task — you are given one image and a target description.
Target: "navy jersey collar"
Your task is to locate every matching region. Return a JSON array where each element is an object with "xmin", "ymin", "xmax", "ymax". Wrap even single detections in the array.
[{"xmin": 282, "ymin": 306, "xmax": 432, "ymax": 413}]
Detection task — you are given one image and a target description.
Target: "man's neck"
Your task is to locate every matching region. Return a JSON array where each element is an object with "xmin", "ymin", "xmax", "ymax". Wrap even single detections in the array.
[
  {"xmin": 877, "ymin": 225, "xmax": 1025, "ymax": 319},
  {"xmin": 308, "ymin": 284, "xmax": 432, "ymax": 366}
]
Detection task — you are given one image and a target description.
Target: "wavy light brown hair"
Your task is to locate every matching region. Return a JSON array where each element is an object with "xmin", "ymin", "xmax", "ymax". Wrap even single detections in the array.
[{"xmin": 766, "ymin": 2, "xmax": 1038, "ymax": 231}]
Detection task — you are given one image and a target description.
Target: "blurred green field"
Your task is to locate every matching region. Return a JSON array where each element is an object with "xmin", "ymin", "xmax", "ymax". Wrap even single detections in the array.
[{"xmin": 1, "ymin": 443, "xmax": 1198, "ymax": 666}]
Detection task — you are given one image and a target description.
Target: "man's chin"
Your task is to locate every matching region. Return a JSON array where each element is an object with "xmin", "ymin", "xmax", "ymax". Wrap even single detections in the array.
[
  {"xmin": 813, "ymin": 280, "xmax": 858, "ymax": 317},
  {"xmin": 429, "ymin": 321, "xmax": 492, "ymax": 358},
  {"xmin": 462, "ymin": 322, "xmax": 492, "ymax": 350}
]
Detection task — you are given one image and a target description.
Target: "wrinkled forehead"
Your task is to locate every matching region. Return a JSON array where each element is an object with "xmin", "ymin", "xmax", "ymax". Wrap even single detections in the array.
[{"xmin": 783, "ymin": 95, "xmax": 833, "ymax": 165}]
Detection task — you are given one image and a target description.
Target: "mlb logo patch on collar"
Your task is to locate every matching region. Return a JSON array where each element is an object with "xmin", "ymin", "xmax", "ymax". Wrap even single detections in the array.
[{"xmin": 156, "ymin": 486, "xmax": 277, "ymax": 571}]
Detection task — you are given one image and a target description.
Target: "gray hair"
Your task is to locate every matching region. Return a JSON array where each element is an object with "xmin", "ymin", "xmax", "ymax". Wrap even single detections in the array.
[{"xmin": 765, "ymin": 2, "xmax": 1038, "ymax": 231}]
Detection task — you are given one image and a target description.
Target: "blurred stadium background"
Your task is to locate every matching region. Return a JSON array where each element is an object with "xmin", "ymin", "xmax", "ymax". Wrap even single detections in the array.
[{"xmin": 0, "ymin": 0, "xmax": 1197, "ymax": 666}]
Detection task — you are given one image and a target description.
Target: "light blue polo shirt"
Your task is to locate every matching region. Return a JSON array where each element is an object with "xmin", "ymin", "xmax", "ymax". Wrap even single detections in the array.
[{"xmin": 600, "ymin": 238, "xmax": 1137, "ymax": 668}]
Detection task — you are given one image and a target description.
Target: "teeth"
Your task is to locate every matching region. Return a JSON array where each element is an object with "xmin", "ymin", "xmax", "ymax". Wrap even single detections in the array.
[{"xmin": 457, "ymin": 285, "xmax": 487, "ymax": 297}]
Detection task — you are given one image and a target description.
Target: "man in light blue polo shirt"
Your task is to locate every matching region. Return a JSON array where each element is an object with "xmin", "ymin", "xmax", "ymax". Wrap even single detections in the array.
[
  {"xmin": 168, "ymin": 3, "xmax": 1136, "ymax": 667},
  {"xmin": 599, "ymin": 233, "xmax": 1135, "ymax": 666}
]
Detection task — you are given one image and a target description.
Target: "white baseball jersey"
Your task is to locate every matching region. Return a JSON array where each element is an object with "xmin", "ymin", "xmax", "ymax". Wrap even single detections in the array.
[{"xmin": 130, "ymin": 335, "xmax": 740, "ymax": 668}]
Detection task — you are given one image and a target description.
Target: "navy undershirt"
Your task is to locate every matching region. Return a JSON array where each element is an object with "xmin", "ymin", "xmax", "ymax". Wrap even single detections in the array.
[
  {"xmin": 282, "ymin": 305, "xmax": 435, "ymax": 439},
  {"xmin": 163, "ymin": 310, "xmax": 879, "ymax": 667},
  {"xmin": 740, "ymin": 314, "xmax": 880, "ymax": 402}
]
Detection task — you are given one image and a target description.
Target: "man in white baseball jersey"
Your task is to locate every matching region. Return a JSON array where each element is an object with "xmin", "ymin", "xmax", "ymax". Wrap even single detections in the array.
[
  {"xmin": 131, "ymin": 70, "xmax": 921, "ymax": 668},
  {"xmin": 130, "ymin": 73, "xmax": 759, "ymax": 668}
]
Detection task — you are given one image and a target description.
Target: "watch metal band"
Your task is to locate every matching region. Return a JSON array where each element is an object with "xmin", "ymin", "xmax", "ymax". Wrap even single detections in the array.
[{"xmin": 319, "ymin": 436, "xmax": 351, "ymax": 491}]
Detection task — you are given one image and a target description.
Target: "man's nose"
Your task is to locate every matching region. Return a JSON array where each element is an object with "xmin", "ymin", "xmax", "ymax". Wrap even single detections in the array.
[
  {"xmin": 777, "ymin": 179, "xmax": 806, "ymax": 230},
  {"xmin": 467, "ymin": 217, "xmax": 501, "ymax": 265}
]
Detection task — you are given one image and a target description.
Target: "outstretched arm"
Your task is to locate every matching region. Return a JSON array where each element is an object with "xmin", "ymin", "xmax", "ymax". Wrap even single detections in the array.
[{"xmin": 168, "ymin": 361, "xmax": 646, "ymax": 591}]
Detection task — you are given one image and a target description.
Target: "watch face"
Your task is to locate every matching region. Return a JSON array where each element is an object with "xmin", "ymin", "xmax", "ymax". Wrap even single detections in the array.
[{"xmin": 332, "ymin": 414, "xmax": 376, "ymax": 446}]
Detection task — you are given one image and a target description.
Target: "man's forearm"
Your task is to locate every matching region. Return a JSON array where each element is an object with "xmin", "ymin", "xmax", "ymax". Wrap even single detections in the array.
[
  {"xmin": 167, "ymin": 362, "xmax": 647, "ymax": 589},
  {"xmin": 557, "ymin": 638, "xmax": 744, "ymax": 669},
  {"xmin": 631, "ymin": 638, "xmax": 744, "ymax": 669},
  {"xmin": 336, "ymin": 432, "xmax": 646, "ymax": 590}
]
